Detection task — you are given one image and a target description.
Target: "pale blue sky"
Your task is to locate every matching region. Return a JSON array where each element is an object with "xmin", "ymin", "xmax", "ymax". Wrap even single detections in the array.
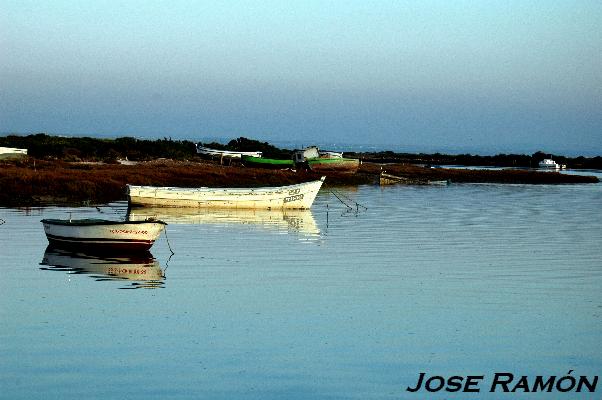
[{"xmin": 1, "ymin": 1, "xmax": 601, "ymax": 154}]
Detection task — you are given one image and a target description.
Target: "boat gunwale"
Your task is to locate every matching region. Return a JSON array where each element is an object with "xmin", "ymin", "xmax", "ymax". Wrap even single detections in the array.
[
  {"xmin": 196, "ymin": 145, "xmax": 263, "ymax": 158},
  {"xmin": 127, "ymin": 177, "xmax": 325, "ymax": 194},
  {"xmin": 307, "ymin": 157, "xmax": 359, "ymax": 164},
  {"xmin": 126, "ymin": 177, "xmax": 325, "ymax": 209},
  {"xmin": 41, "ymin": 218, "xmax": 167, "ymax": 226}
]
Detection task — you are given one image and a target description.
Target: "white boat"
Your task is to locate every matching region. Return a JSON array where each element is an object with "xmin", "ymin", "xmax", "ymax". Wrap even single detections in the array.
[
  {"xmin": 127, "ymin": 207, "xmax": 320, "ymax": 237},
  {"xmin": 127, "ymin": 177, "xmax": 325, "ymax": 209},
  {"xmin": 293, "ymin": 146, "xmax": 320, "ymax": 163},
  {"xmin": 539, "ymin": 158, "xmax": 565, "ymax": 169},
  {"xmin": 41, "ymin": 218, "xmax": 166, "ymax": 252},
  {"xmin": 0, "ymin": 146, "xmax": 27, "ymax": 159},
  {"xmin": 196, "ymin": 144, "xmax": 262, "ymax": 159},
  {"xmin": 293, "ymin": 146, "xmax": 344, "ymax": 161},
  {"xmin": 318, "ymin": 150, "xmax": 343, "ymax": 158}
]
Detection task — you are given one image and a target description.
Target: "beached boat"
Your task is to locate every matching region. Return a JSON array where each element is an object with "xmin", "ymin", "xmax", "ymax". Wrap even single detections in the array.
[
  {"xmin": 539, "ymin": 158, "xmax": 565, "ymax": 169},
  {"xmin": 41, "ymin": 218, "xmax": 166, "ymax": 252},
  {"xmin": 379, "ymin": 171, "xmax": 425, "ymax": 185},
  {"xmin": 293, "ymin": 146, "xmax": 321, "ymax": 163},
  {"xmin": 307, "ymin": 157, "xmax": 360, "ymax": 174},
  {"xmin": 380, "ymin": 172, "xmax": 407, "ymax": 185},
  {"xmin": 127, "ymin": 177, "xmax": 325, "ymax": 209},
  {"xmin": 0, "ymin": 147, "xmax": 28, "ymax": 159},
  {"xmin": 379, "ymin": 171, "xmax": 446, "ymax": 185},
  {"xmin": 318, "ymin": 150, "xmax": 343, "ymax": 158},
  {"xmin": 292, "ymin": 146, "xmax": 345, "ymax": 160},
  {"xmin": 196, "ymin": 144, "xmax": 262, "ymax": 159},
  {"xmin": 291, "ymin": 146, "xmax": 358, "ymax": 173},
  {"xmin": 241, "ymin": 155, "xmax": 294, "ymax": 169}
]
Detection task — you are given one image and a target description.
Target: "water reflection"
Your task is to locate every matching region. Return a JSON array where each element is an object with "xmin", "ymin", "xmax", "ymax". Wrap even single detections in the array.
[
  {"xmin": 40, "ymin": 246, "xmax": 165, "ymax": 289},
  {"xmin": 127, "ymin": 207, "xmax": 320, "ymax": 237}
]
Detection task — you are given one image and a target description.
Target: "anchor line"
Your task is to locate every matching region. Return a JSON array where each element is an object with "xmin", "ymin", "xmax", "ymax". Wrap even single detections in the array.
[
  {"xmin": 163, "ymin": 226, "xmax": 175, "ymax": 255},
  {"xmin": 326, "ymin": 186, "xmax": 368, "ymax": 211},
  {"xmin": 328, "ymin": 189, "xmax": 354, "ymax": 210},
  {"xmin": 163, "ymin": 253, "xmax": 174, "ymax": 275}
]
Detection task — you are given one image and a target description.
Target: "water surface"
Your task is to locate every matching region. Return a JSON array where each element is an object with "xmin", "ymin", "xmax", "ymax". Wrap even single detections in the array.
[{"xmin": 1, "ymin": 176, "xmax": 601, "ymax": 399}]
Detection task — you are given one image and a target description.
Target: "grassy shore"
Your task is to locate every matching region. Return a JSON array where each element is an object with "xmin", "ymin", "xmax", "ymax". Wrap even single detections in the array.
[
  {"xmin": 0, "ymin": 156, "xmax": 598, "ymax": 207},
  {"xmin": 2, "ymin": 133, "xmax": 602, "ymax": 168},
  {"xmin": 0, "ymin": 134, "xmax": 599, "ymax": 206}
]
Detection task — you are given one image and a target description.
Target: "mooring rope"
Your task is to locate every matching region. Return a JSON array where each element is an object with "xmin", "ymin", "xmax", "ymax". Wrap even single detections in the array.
[
  {"xmin": 329, "ymin": 189, "xmax": 354, "ymax": 210},
  {"xmin": 163, "ymin": 226, "xmax": 175, "ymax": 255},
  {"xmin": 327, "ymin": 186, "xmax": 368, "ymax": 212},
  {"xmin": 163, "ymin": 253, "xmax": 174, "ymax": 274}
]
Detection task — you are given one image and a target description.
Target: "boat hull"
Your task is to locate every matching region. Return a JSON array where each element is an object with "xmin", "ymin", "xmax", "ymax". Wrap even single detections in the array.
[
  {"xmin": 127, "ymin": 178, "xmax": 325, "ymax": 209},
  {"xmin": 196, "ymin": 145, "xmax": 262, "ymax": 159},
  {"xmin": 0, "ymin": 147, "xmax": 28, "ymax": 159},
  {"xmin": 307, "ymin": 158, "xmax": 360, "ymax": 173},
  {"xmin": 41, "ymin": 219, "xmax": 166, "ymax": 253},
  {"xmin": 380, "ymin": 172, "xmax": 407, "ymax": 185},
  {"xmin": 538, "ymin": 158, "xmax": 565, "ymax": 169}
]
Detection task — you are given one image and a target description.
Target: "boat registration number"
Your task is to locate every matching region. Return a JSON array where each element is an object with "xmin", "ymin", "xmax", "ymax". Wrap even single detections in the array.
[
  {"xmin": 284, "ymin": 194, "xmax": 304, "ymax": 203},
  {"xmin": 110, "ymin": 229, "xmax": 148, "ymax": 235}
]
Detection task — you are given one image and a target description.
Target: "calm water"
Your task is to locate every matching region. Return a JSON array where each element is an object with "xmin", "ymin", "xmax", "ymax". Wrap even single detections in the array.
[{"xmin": 1, "ymin": 175, "xmax": 601, "ymax": 399}]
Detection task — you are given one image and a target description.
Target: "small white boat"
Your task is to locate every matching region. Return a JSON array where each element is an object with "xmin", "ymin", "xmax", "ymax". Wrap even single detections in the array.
[
  {"xmin": 380, "ymin": 172, "xmax": 404, "ymax": 185},
  {"xmin": 539, "ymin": 158, "xmax": 565, "ymax": 169},
  {"xmin": 127, "ymin": 177, "xmax": 325, "ymax": 209},
  {"xmin": 0, "ymin": 146, "xmax": 27, "ymax": 159},
  {"xmin": 318, "ymin": 150, "xmax": 343, "ymax": 159},
  {"xmin": 293, "ymin": 146, "xmax": 320, "ymax": 163},
  {"xmin": 41, "ymin": 218, "xmax": 166, "ymax": 252},
  {"xmin": 196, "ymin": 144, "xmax": 262, "ymax": 159}
]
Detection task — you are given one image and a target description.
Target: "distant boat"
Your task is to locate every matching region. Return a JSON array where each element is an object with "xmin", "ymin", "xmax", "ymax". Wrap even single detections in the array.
[
  {"xmin": 292, "ymin": 146, "xmax": 358, "ymax": 173},
  {"xmin": 127, "ymin": 177, "xmax": 325, "ymax": 209},
  {"xmin": 307, "ymin": 157, "xmax": 360, "ymax": 174},
  {"xmin": 318, "ymin": 150, "xmax": 343, "ymax": 158},
  {"xmin": 241, "ymin": 155, "xmax": 294, "ymax": 169},
  {"xmin": 41, "ymin": 218, "xmax": 166, "ymax": 253},
  {"xmin": 380, "ymin": 172, "xmax": 408, "ymax": 185},
  {"xmin": 293, "ymin": 146, "xmax": 321, "ymax": 164},
  {"xmin": 0, "ymin": 147, "xmax": 27, "ymax": 159},
  {"xmin": 539, "ymin": 158, "xmax": 565, "ymax": 169},
  {"xmin": 196, "ymin": 144, "xmax": 262, "ymax": 159},
  {"xmin": 379, "ymin": 171, "xmax": 446, "ymax": 185}
]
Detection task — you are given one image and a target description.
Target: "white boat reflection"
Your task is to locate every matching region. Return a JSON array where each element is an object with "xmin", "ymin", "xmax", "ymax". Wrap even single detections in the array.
[
  {"xmin": 40, "ymin": 247, "xmax": 165, "ymax": 289},
  {"xmin": 127, "ymin": 207, "xmax": 320, "ymax": 237}
]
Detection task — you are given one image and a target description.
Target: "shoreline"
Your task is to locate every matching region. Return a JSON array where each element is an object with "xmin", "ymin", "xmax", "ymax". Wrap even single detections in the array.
[
  {"xmin": 0, "ymin": 157, "xmax": 598, "ymax": 207},
  {"xmin": 0, "ymin": 134, "xmax": 599, "ymax": 207},
  {"xmin": 1, "ymin": 133, "xmax": 601, "ymax": 168}
]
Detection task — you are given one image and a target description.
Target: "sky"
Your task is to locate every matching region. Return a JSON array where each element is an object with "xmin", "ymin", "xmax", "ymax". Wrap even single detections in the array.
[{"xmin": 1, "ymin": 0, "xmax": 601, "ymax": 155}]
